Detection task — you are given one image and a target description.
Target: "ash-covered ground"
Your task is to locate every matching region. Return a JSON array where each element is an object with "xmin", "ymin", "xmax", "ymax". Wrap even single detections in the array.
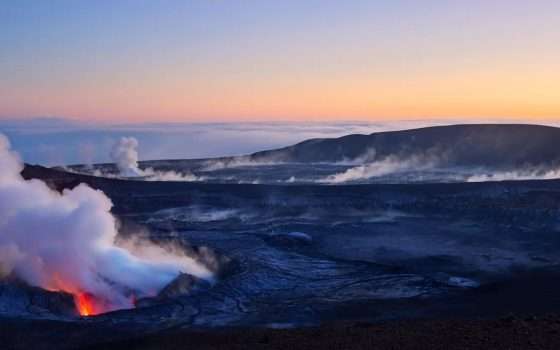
[{"xmin": 2, "ymin": 164, "xmax": 560, "ymax": 349}]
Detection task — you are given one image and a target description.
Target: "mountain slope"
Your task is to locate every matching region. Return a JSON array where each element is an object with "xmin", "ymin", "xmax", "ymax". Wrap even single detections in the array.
[{"xmin": 249, "ymin": 124, "xmax": 560, "ymax": 168}]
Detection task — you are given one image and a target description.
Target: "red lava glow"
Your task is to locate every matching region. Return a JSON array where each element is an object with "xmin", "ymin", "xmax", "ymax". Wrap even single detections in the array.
[{"xmin": 75, "ymin": 292, "xmax": 97, "ymax": 316}]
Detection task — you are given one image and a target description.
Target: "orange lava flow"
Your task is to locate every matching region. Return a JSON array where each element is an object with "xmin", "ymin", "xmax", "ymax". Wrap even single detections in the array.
[{"xmin": 75, "ymin": 292, "xmax": 96, "ymax": 316}]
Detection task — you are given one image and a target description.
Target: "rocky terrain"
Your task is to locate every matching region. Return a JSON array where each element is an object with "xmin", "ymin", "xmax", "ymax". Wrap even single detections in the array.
[
  {"xmin": 3, "ymin": 131, "xmax": 560, "ymax": 348},
  {"xmin": 249, "ymin": 124, "xmax": 560, "ymax": 166},
  {"xmin": 67, "ymin": 124, "xmax": 560, "ymax": 185}
]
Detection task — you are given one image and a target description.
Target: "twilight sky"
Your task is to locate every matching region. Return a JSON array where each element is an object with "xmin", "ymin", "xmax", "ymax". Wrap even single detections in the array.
[{"xmin": 1, "ymin": 0, "xmax": 559, "ymax": 122}]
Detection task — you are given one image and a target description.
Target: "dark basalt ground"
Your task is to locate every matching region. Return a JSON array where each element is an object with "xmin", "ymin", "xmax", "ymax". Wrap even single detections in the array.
[
  {"xmin": 2, "ymin": 164, "xmax": 560, "ymax": 348},
  {"xmin": 3, "ymin": 314, "xmax": 560, "ymax": 349},
  {"xmin": 69, "ymin": 315, "xmax": 560, "ymax": 350}
]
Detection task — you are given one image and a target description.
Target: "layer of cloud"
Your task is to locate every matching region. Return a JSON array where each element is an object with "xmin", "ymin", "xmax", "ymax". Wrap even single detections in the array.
[{"xmin": 0, "ymin": 117, "xmax": 486, "ymax": 166}]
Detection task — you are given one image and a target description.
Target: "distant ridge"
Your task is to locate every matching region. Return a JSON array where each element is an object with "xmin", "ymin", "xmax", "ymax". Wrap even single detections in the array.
[{"xmin": 249, "ymin": 124, "xmax": 560, "ymax": 168}]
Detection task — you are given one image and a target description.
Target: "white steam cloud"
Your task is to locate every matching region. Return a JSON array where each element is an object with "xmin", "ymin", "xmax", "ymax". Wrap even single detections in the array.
[
  {"xmin": 109, "ymin": 137, "xmax": 202, "ymax": 181},
  {"xmin": 0, "ymin": 134, "xmax": 212, "ymax": 313},
  {"xmin": 110, "ymin": 137, "xmax": 142, "ymax": 177}
]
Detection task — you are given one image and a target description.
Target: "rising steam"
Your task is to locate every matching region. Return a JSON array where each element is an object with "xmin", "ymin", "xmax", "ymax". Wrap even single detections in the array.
[
  {"xmin": 110, "ymin": 137, "xmax": 142, "ymax": 177},
  {"xmin": 0, "ymin": 134, "xmax": 212, "ymax": 314},
  {"xmin": 320, "ymin": 152, "xmax": 437, "ymax": 183},
  {"xmin": 200, "ymin": 156, "xmax": 284, "ymax": 171},
  {"xmin": 109, "ymin": 137, "xmax": 201, "ymax": 181}
]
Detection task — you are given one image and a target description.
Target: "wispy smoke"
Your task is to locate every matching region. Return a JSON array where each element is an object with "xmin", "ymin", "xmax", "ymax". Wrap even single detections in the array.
[
  {"xmin": 200, "ymin": 156, "xmax": 284, "ymax": 172},
  {"xmin": 334, "ymin": 148, "xmax": 378, "ymax": 166},
  {"xmin": 467, "ymin": 169, "xmax": 560, "ymax": 182},
  {"xmin": 320, "ymin": 152, "xmax": 437, "ymax": 183},
  {"xmin": 142, "ymin": 168, "xmax": 203, "ymax": 182},
  {"xmin": 323, "ymin": 151, "xmax": 560, "ymax": 183},
  {"xmin": 0, "ymin": 134, "xmax": 212, "ymax": 313}
]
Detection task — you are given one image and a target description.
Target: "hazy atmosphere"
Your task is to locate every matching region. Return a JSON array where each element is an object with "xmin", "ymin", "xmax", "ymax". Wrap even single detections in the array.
[
  {"xmin": 2, "ymin": 2, "xmax": 560, "ymax": 349},
  {"xmin": 4, "ymin": 118, "xmax": 560, "ymax": 166}
]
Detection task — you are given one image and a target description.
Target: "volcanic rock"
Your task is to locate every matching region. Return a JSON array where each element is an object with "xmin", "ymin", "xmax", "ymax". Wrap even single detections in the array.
[
  {"xmin": 157, "ymin": 273, "xmax": 209, "ymax": 299},
  {"xmin": 0, "ymin": 277, "xmax": 76, "ymax": 318},
  {"xmin": 135, "ymin": 273, "xmax": 210, "ymax": 308}
]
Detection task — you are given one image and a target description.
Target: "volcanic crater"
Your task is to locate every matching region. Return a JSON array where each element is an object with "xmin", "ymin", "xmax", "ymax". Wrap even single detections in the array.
[{"xmin": 4, "ymin": 125, "xmax": 560, "ymax": 349}]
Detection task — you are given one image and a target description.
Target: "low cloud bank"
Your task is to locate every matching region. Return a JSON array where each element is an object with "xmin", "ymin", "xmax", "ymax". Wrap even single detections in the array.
[{"xmin": 0, "ymin": 118, "xmax": 465, "ymax": 166}]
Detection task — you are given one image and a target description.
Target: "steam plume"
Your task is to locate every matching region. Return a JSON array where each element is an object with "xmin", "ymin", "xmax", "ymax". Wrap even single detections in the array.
[
  {"xmin": 320, "ymin": 154, "xmax": 436, "ymax": 183},
  {"xmin": 0, "ymin": 134, "xmax": 212, "ymax": 314},
  {"xmin": 108, "ymin": 137, "xmax": 201, "ymax": 181},
  {"xmin": 110, "ymin": 137, "xmax": 142, "ymax": 177}
]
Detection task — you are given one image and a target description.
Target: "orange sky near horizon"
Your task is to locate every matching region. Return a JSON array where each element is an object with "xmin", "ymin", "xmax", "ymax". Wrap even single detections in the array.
[{"xmin": 1, "ymin": 1, "xmax": 559, "ymax": 123}]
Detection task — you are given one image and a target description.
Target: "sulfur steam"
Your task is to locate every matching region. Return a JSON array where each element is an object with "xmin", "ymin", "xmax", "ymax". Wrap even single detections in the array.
[{"xmin": 0, "ymin": 134, "xmax": 212, "ymax": 314}]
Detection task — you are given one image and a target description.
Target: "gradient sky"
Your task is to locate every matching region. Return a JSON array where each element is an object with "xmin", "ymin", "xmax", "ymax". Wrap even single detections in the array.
[{"xmin": 1, "ymin": 0, "xmax": 559, "ymax": 122}]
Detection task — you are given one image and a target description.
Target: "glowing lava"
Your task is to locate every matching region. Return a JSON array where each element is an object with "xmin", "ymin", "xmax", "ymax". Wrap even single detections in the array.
[{"xmin": 75, "ymin": 292, "xmax": 96, "ymax": 316}]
